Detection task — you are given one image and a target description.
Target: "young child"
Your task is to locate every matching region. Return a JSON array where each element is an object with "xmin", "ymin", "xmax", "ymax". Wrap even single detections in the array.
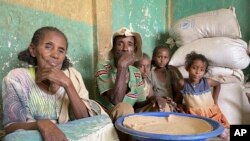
[
  {"xmin": 133, "ymin": 53, "xmax": 154, "ymax": 99},
  {"xmin": 134, "ymin": 52, "xmax": 181, "ymax": 112},
  {"xmin": 150, "ymin": 44, "xmax": 183, "ymax": 100},
  {"xmin": 176, "ymin": 51, "xmax": 229, "ymax": 140}
]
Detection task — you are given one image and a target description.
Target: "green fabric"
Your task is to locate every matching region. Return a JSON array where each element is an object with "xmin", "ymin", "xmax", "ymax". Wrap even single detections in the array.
[
  {"xmin": 96, "ymin": 94, "xmax": 114, "ymax": 110},
  {"xmin": 28, "ymin": 67, "xmax": 35, "ymax": 80}
]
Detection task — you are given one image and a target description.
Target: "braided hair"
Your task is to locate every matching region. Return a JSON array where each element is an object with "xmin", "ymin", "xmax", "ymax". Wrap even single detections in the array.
[{"xmin": 185, "ymin": 51, "xmax": 209, "ymax": 73}]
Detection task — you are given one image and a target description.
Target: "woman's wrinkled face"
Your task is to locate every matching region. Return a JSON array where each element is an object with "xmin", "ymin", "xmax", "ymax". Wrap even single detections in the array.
[
  {"xmin": 112, "ymin": 36, "xmax": 136, "ymax": 60},
  {"xmin": 30, "ymin": 31, "xmax": 67, "ymax": 69}
]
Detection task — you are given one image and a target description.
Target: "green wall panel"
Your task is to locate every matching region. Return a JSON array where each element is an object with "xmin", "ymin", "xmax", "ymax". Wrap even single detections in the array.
[{"xmin": 112, "ymin": 0, "xmax": 168, "ymax": 58}]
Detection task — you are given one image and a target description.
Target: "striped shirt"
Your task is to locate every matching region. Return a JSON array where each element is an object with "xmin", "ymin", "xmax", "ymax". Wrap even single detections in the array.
[{"xmin": 96, "ymin": 60, "xmax": 145, "ymax": 110}]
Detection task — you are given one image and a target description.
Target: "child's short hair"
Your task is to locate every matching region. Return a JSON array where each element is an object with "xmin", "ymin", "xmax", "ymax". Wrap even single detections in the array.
[
  {"xmin": 151, "ymin": 44, "xmax": 171, "ymax": 67},
  {"xmin": 142, "ymin": 53, "xmax": 150, "ymax": 60},
  {"xmin": 134, "ymin": 53, "xmax": 150, "ymax": 67},
  {"xmin": 185, "ymin": 51, "xmax": 209, "ymax": 73}
]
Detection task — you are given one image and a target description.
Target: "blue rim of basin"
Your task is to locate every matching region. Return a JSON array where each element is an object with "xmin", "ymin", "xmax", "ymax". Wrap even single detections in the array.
[{"xmin": 115, "ymin": 112, "xmax": 224, "ymax": 141}]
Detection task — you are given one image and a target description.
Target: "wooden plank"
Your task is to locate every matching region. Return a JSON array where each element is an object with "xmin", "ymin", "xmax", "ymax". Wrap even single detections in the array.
[
  {"xmin": 167, "ymin": 0, "xmax": 173, "ymax": 30},
  {"xmin": 95, "ymin": 0, "xmax": 112, "ymax": 62}
]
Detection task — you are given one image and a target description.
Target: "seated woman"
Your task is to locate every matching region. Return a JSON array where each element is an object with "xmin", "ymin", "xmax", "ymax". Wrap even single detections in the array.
[{"xmin": 2, "ymin": 26, "xmax": 118, "ymax": 141}]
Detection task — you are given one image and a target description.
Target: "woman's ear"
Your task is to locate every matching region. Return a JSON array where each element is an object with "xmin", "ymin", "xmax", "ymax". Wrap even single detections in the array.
[{"xmin": 29, "ymin": 44, "xmax": 36, "ymax": 57}]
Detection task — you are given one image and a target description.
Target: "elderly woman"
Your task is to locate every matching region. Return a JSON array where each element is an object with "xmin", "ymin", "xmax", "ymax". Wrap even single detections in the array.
[{"xmin": 2, "ymin": 26, "xmax": 117, "ymax": 141}]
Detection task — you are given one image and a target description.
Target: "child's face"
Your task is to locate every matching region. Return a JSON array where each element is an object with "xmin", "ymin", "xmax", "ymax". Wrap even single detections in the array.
[
  {"xmin": 188, "ymin": 60, "xmax": 207, "ymax": 83},
  {"xmin": 153, "ymin": 48, "xmax": 170, "ymax": 68},
  {"xmin": 137, "ymin": 57, "xmax": 151, "ymax": 79}
]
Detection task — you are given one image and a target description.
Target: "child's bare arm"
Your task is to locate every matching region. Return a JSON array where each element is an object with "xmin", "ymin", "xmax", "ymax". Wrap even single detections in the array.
[
  {"xmin": 169, "ymin": 65, "xmax": 183, "ymax": 99},
  {"xmin": 175, "ymin": 79, "xmax": 184, "ymax": 104},
  {"xmin": 207, "ymin": 78, "xmax": 221, "ymax": 104}
]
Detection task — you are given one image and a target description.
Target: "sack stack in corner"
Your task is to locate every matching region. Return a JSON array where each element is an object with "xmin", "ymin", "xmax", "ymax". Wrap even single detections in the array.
[
  {"xmin": 167, "ymin": 7, "xmax": 250, "ymax": 125},
  {"xmin": 168, "ymin": 7, "xmax": 249, "ymax": 78}
]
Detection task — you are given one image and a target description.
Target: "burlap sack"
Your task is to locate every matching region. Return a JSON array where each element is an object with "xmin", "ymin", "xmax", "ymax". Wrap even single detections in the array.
[{"xmin": 168, "ymin": 7, "xmax": 241, "ymax": 47}]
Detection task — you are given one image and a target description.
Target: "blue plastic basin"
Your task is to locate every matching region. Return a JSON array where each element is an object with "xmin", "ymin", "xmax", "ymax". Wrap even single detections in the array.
[{"xmin": 115, "ymin": 112, "xmax": 224, "ymax": 141}]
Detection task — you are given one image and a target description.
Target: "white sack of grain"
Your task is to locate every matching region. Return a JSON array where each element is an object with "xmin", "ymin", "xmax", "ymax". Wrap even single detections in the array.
[
  {"xmin": 169, "ymin": 37, "xmax": 249, "ymax": 69},
  {"xmin": 168, "ymin": 7, "xmax": 241, "ymax": 47}
]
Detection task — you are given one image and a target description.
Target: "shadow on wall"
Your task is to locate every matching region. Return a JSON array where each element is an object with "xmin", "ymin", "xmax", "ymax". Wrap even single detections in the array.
[
  {"xmin": 0, "ymin": 96, "xmax": 2, "ymax": 130},
  {"xmin": 154, "ymin": 32, "xmax": 178, "ymax": 54}
]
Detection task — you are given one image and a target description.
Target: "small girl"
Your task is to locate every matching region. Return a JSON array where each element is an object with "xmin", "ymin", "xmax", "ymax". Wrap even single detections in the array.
[
  {"xmin": 176, "ymin": 51, "xmax": 229, "ymax": 140},
  {"xmin": 150, "ymin": 44, "xmax": 183, "ymax": 100}
]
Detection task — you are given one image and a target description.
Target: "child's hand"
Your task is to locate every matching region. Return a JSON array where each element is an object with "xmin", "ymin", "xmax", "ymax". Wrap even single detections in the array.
[
  {"xmin": 149, "ymin": 96, "xmax": 167, "ymax": 111},
  {"xmin": 177, "ymin": 104, "xmax": 185, "ymax": 113}
]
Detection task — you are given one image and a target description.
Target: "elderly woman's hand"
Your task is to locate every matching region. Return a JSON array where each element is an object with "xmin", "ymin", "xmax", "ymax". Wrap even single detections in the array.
[
  {"xmin": 36, "ymin": 67, "xmax": 71, "ymax": 89},
  {"xmin": 37, "ymin": 119, "xmax": 68, "ymax": 141}
]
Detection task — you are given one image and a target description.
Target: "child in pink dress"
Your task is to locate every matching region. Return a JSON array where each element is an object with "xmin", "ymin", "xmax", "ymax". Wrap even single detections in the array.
[{"xmin": 176, "ymin": 51, "xmax": 229, "ymax": 141}]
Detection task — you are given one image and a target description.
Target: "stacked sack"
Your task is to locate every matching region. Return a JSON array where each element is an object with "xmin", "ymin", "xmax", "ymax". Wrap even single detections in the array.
[
  {"xmin": 168, "ymin": 7, "xmax": 249, "ymax": 81},
  {"xmin": 167, "ymin": 7, "xmax": 250, "ymax": 124}
]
